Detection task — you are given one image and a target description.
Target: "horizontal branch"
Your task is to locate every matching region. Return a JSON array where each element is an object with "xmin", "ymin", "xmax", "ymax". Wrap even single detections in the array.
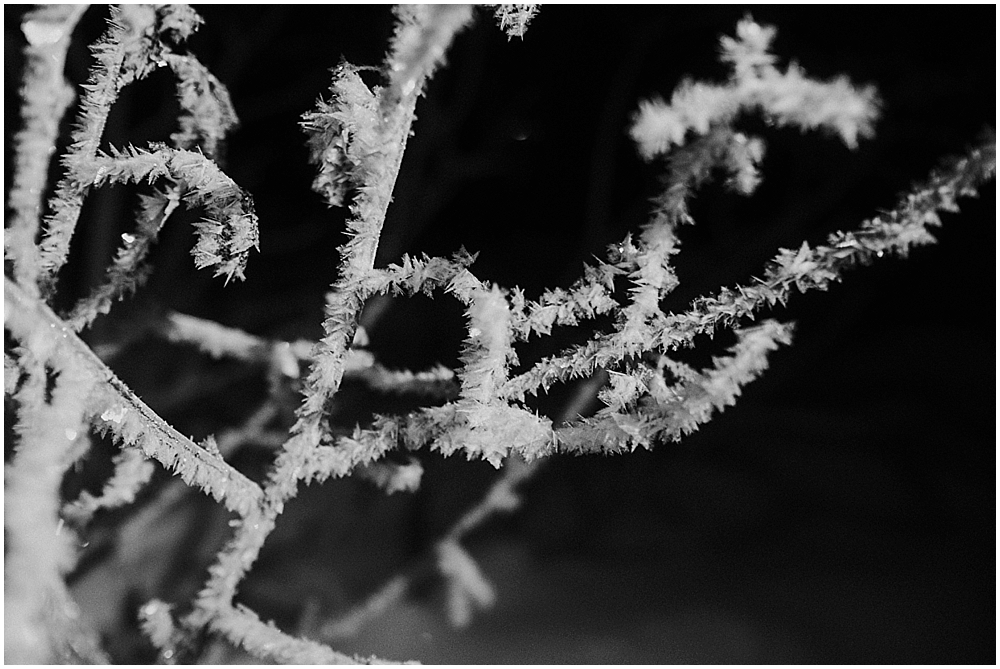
[
  {"xmin": 209, "ymin": 604, "xmax": 357, "ymax": 664},
  {"xmin": 502, "ymin": 138, "xmax": 996, "ymax": 401}
]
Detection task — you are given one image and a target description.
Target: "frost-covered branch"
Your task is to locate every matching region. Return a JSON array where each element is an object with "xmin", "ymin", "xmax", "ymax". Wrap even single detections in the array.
[
  {"xmin": 491, "ymin": 4, "xmax": 540, "ymax": 40},
  {"xmin": 4, "ymin": 7, "xmax": 991, "ymax": 664},
  {"xmin": 558, "ymin": 320, "xmax": 794, "ymax": 453},
  {"xmin": 82, "ymin": 145, "xmax": 259, "ymax": 283},
  {"xmin": 630, "ymin": 15, "xmax": 879, "ymax": 159},
  {"xmin": 35, "ymin": 5, "xmax": 190, "ymax": 290},
  {"xmin": 206, "ymin": 603, "xmax": 395, "ymax": 665},
  {"xmin": 190, "ymin": 5, "xmax": 476, "ymax": 640},
  {"xmin": 5, "ymin": 277, "xmax": 264, "ymax": 518},
  {"xmin": 5, "ymin": 5, "xmax": 88, "ymax": 295},
  {"xmin": 320, "ymin": 371, "xmax": 604, "ymax": 639},
  {"xmin": 4, "ymin": 337, "xmax": 107, "ymax": 663},
  {"xmin": 164, "ymin": 52, "xmax": 239, "ymax": 156},
  {"xmin": 65, "ymin": 188, "xmax": 181, "ymax": 330},
  {"xmin": 33, "ymin": 5, "xmax": 250, "ymax": 301},
  {"xmin": 299, "ymin": 6, "xmax": 474, "ymax": 422},
  {"xmin": 62, "ymin": 446, "xmax": 155, "ymax": 525},
  {"xmin": 503, "ymin": 136, "xmax": 994, "ymax": 404}
]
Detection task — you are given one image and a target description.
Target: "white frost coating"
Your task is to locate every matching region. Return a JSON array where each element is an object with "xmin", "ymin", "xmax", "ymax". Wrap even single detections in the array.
[
  {"xmin": 101, "ymin": 405, "xmax": 127, "ymax": 424},
  {"xmin": 22, "ymin": 20, "xmax": 66, "ymax": 46}
]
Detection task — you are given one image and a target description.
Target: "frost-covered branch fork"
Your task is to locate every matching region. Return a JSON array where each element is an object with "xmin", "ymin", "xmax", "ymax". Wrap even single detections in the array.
[
  {"xmin": 305, "ymin": 133, "xmax": 997, "ymax": 639},
  {"xmin": 6, "ymin": 132, "xmax": 990, "ymax": 496},
  {"xmin": 295, "ymin": 15, "xmax": 995, "ymax": 639},
  {"xmin": 5, "ymin": 276, "xmax": 264, "ymax": 514},
  {"xmin": 7, "ymin": 134, "xmax": 990, "ymax": 660},
  {"xmin": 4, "ymin": 3, "xmax": 995, "ymax": 664}
]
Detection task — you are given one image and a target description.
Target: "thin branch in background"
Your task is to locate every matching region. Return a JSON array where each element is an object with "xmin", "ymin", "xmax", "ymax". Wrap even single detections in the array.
[
  {"xmin": 65, "ymin": 188, "xmax": 182, "ymax": 331},
  {"xmin": 319, "ymin": 370, "xmax": 608, "ymax": 641},
  {"xmin": 62, "ymin": 445, "xmax": 156, "ymax": 526}
]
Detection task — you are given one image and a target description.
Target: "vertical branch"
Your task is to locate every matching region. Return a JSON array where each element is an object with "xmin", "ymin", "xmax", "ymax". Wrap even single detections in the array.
[
  {"xmin": 4, "ymin": 347, "xmax": 107, "ymax": 663},
  {"xmin": 303, "ymin": 4, "xmax": 475, "ymax": 419},
  {"xmin": 35, "ymin": 5, "xmax": 209, "ymax": 294},
  {"xmin": 5, "ymin": 5, "xmax": 88, "ymax": 296},
  {"xmin": 452, "ymin": 283, "xmax": 519, "ymax": 466},
  {"xmin": 191, "ymin": 4, "xmax": 476, "ymax": 642},
  {"xmin": 383, "ymin": 5, "xmax": 476, "ymax": 109},
  {"xmin": 164, "ymin": 53, "xmax": 239, "ymax": 157},
  {"xmin": 35, "ymin": 5, "xmax": 160, "ymax": 291}
]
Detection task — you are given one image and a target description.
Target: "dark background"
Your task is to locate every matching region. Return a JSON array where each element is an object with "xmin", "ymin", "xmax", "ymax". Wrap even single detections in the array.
[{"xmin": 5, "ymin": 5, "xmax": 994, "ymax": 663}]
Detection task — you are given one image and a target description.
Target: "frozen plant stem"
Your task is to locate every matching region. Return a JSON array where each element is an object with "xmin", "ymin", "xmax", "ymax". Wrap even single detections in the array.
[
  {"xmin": 320, "ymin": 370, "xmax": 607, "ymax": 640},
  {"xmin": 34, "ymin": 5, "xmax": 159, "ymax": 292},
  {"xmin": 3, "ymin": 5, "xmax": 993, "ymax": 664},
  {"xmin": 4, "ymin": 325, "xmax": 107, "ymax": 663},
  {"xmin": 186, "ymin": 5, "xmax": 476, "ymax": 654},
  {"xmin": 6, "ymin": 5, "xmax": 87, "ymax": 296},
  {"xmin": 4, "ymin": 277, "xmax": 265, "ymax": 516}
]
